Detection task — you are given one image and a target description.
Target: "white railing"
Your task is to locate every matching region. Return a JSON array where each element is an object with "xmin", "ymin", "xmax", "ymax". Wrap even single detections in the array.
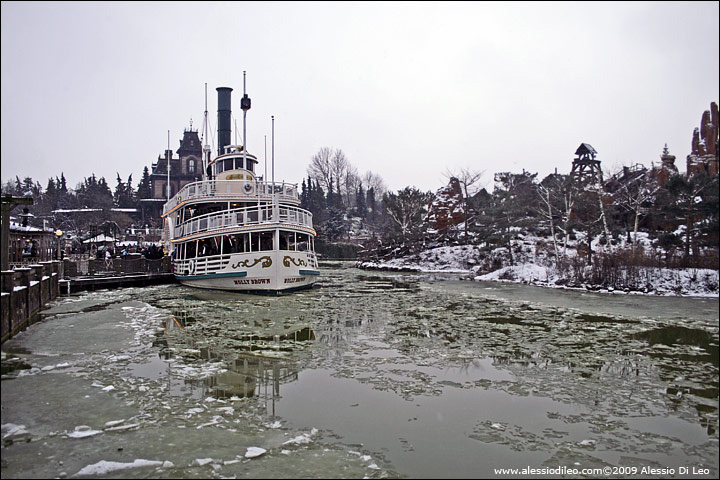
[
  {"xmin": 175, "ymin": 255, "xmax": 232, "ymax": 276},
  {"xmin": 174, "ymin": 251, "xmax": 318, "ymax": 276},
  {"xmin": 164, "ymin": 179, "xmax": 299, "ymax": 215},
  {"xmin": 173, "ymin": 204, "xmax": 314, "ymax": 239}
]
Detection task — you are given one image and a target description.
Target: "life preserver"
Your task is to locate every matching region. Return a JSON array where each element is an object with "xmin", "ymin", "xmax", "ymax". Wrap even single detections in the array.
[
  {"xmin": 243, "ymin": 182, "xmax": 254, "ymax": 194},
  {"xmin": 188, "ymin": 259, "xmax": 196, "ymax": 275}
]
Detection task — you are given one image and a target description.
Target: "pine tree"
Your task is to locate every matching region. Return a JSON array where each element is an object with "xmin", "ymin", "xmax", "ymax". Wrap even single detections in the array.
[
  {"xmin": 137, "ymin": 166, "xmax": 152, "ymax": 200},
  {"xmin": 114, "ymin": 173, "xmax": 126, "ymax": 207},
  {"xmin": 301, "ymin": 178, "xmax": 308, "ymax": 209},
  {"xmin": 355, "ymin": 183, "xmax": 367, "ymax": 218}
]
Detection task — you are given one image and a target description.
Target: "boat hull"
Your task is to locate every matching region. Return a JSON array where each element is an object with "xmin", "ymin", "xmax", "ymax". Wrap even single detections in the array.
[{"xmin": 173, "ymin": 250, "xmax": 319, "ymax": 293}]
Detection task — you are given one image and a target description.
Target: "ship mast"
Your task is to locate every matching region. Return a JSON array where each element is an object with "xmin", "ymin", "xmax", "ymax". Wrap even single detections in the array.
[
  {"xmin": 201, "ymin": 83, "xmax": 211, "ymax": 180},
  {"xmin": 241, "ymin": 71, "xmax": 251, "ymax": 175}
]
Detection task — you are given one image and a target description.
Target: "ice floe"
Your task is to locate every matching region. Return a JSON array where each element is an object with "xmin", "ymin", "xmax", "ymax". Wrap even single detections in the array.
[
  {"xmin": 245, "ymin": 446, "xmax": 267, "ymax": 458},
  {"xmin": 74, "ymin": 459, "xmax": 165, "ymax": 476}
]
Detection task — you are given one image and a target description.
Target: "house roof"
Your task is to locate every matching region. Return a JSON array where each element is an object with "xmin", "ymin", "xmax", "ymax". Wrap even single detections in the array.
[{"xmin": 82, "ymin": 234, "xmax": 116, "ymax": 244}]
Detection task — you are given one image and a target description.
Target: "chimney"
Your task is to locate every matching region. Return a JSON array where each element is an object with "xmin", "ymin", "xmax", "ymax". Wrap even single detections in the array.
[{"xmin": 216, "ymin": 87, "xmax": 233, "ymax": 156}]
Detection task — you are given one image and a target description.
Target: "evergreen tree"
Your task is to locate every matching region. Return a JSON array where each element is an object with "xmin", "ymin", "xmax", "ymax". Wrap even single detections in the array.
[
  {"xmin": 383, "ymin": 187, "xmax": 434, "ymax": 242},
  {"xmin": 366, "ymin": 187, "xmax": 376, "ymax": 215},
  {"xmin": 662, "ymin": 172, "xmax": 719, "ymax": 262},
  {"xmin": 490, "ymin": 171, "xmax": 538, "ymax": 265},
  {"xmin": 43, "ymin": 177, "xmax": 58, "ymax": 213},
  {"xmin": 137, "ymin": 166, "xmax": 152, "ymax": 200},
  {"xmin": 355, "ymin": 183, "xmax": 367, "ymax": 218},
  {"xmin": 114, "ymin": 173, "xmax": 126, "ymax": 207},
  {"xmin": 301, "ymin": 178, "xmax": 308, "ymax": 209}
]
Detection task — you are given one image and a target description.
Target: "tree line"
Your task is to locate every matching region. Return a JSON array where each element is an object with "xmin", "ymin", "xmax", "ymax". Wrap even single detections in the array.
[
  {"xmin": 3, "ymin": 149, "xmax": 718, "ymax": 271},
  {"xmin": 300, "ymin": 147, "xmax": 718, "ymax": 270},
  {"xmin": 2, "ymin": 167, "xmax": 155, "ymax": 235}
]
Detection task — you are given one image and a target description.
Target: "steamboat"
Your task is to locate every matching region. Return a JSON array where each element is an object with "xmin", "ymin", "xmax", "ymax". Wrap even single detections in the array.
[{"xmin": 161, "ymin": 75, "xmax": 318, "ymax": 292}]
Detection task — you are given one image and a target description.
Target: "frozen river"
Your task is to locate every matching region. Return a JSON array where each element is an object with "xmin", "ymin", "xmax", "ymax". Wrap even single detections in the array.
[{"xmin": 2, "ymin": 262, "xmax": 718, "ymax": 478}]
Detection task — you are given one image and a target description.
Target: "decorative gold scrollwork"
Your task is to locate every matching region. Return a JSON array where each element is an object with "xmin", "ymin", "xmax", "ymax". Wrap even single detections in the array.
[
  {"xmin": 283, "ymin": 256, "xmax": 307, "ymax": 267},
  {"xmin": 231, "ymin": 256, "xmax": 272, "ymax": 269}
]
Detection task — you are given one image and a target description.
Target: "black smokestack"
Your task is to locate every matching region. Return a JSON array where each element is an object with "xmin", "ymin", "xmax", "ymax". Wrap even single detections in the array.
[{"xmin": 216, "ymin": 87, "xmax": 233, "ymax": 156}]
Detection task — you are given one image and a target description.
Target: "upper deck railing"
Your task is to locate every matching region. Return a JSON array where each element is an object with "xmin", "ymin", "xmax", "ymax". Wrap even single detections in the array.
[
  {"xmin": 163, "ymin": 179, "xmax": 299, "ymax": 216},
  {"xmin": 173, "ymin": 204, "xmax": 314, "ymax": 240}
]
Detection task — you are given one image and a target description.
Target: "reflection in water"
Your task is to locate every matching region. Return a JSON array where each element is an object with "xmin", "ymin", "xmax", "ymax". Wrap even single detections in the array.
[
  {"xmin": 148, "ymin": 298, "xmax": 316, "ymax": 412},
  {"xmin": 634, "ymin": 325, "xmax": 719, "ymax": 367},
  {"xmin": 141, "ymin": 268, "xmax": 719, "ymax": 473}
]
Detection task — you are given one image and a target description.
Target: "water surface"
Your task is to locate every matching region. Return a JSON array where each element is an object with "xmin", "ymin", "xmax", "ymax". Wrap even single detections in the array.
[{"xmin": 2, "ymin": 262, "xmax": 718, "ymax": 478}]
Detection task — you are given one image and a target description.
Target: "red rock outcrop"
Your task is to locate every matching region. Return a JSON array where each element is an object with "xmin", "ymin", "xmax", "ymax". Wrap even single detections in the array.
[
  {"xmin": 426, "ymin": 177, "xmax": 465, "ymax": 235},
  {"xmin": 687, "ymin": 102, "xmax": 719, "ymax": 177}
]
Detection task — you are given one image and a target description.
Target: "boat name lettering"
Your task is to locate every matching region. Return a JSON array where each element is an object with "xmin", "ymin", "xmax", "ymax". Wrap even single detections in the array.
[
  {"xmin": 234, "ymin": 278, "xmax": 271, "ymax": 285},
  {"xmin": 284, "ymin": 277, "xmax": 307, "ymax": 284}
]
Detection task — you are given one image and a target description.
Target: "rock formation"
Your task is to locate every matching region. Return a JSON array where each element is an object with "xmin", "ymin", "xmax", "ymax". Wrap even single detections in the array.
[
  {"xmin": 426, "ymin": 177, "xmax": 465, "ymax": 235},
  {"xmin": 687, "ymin": 102, "xmax": 719, "ymax": 177}
]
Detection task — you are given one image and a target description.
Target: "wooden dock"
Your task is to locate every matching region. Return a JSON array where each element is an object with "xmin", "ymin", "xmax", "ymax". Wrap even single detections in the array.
[{"xmin": 59, "ymin": 273, "xmax": 177, "ymax": 294}]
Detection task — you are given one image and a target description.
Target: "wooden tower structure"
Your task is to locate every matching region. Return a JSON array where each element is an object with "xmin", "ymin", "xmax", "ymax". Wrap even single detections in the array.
[{"xmin": 570, "ymin": 143, "xmax": 603, "ymax": 184}]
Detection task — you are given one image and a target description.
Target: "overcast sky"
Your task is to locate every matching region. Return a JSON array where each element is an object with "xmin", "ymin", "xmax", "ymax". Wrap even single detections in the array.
[{"xmin": 2, "ymin": 1, "xmax": 718, "ymax": 194}]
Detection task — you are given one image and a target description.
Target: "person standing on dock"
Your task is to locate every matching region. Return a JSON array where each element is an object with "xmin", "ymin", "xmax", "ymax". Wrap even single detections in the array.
[{"xmin": 104, "ymin": 249, "xmax": 113, "ymax": 270}]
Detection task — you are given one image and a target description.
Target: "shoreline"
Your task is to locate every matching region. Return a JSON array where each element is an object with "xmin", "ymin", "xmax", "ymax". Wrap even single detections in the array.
[{"xmin": 354, "ymin": 260, "xmax": 720, "ymax": 299}]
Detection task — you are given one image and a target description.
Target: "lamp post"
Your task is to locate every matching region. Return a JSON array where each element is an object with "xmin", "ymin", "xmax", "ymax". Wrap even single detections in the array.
[{"xmin": 55, "ymin": 230, "xmax": 63, "ymax": 260}]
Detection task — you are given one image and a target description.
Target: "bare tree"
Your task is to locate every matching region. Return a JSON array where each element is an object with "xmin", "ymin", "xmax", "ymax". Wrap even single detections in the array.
[
  {"xmin": 308, "ymin": 147, "xmax": 334, "ymax": 193},
  {"xmin": 536, "ymin": 181, "xmax": 560, "ymax": 260},
  {"xmin": 362, "ymin": 171, "xmax": 387, "ymax": 198},
  {"xmin": 308, "ymin": 147, "xmax": 359, "ymax": 207},
  {"xmin": 609, "ymin": 165, "xmax": 660, "ymax": 249}
]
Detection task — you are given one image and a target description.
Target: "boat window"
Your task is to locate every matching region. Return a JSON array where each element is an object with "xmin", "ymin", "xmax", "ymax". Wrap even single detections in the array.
[
  {"xmin": 279, "ymin": 230, "xmax": 291, "ymax": 250},
  {"xmin": 186, "ymin": 240, "xmax": 197, "ymax": 259},
  {"xmin": 239, "ymin": 233, "xmax": 250, "ymax": 253},
  {"xmin": 250, "ymin": 232, "xmax": 259, "ymax": 252},
  {"xmin": 224, "ymin": 158, "xmax": 234, "ymax": 171},
  {"xmin": 297, "ymin": 233, "xmax": 309, "ymax": 252},
  {"xmin": 260, "ymin": 231, "xmax": 274, "ymax": 251},
  {"xmin": 198, "ymin": 238, "xmax": 219, "ymax": 257},
  {"xmin": 226, "ymin": 233, "xmax": 249, "ymax": 253},
  {"xmin": 247, "ymin": 159, "xmax": 255, "ymax": 173},
  {"xmin": 222, "ymin": 235, "xmax": 233, "ymax": 255},
  {"xmin": 234, "ymin": 158, "xmax": 244, "ymax": 170}
]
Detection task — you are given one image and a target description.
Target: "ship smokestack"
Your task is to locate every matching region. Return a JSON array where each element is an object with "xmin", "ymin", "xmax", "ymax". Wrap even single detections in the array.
[{"xmin": 216, "ymin": 87, "xmax": 233, "ymax": 156}]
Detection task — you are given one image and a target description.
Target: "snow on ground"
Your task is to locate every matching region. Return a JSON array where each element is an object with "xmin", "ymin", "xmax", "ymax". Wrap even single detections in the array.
[
  {"xmin": 357, "ymin": 236, "xmax": 719, "ymax": 298},
  {"xmin": 358, "ymin": 245, "xmax": 478, "ymax": 273}
]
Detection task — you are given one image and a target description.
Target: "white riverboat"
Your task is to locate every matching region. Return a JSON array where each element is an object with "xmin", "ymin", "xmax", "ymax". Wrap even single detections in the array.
[{"xmin": 161, "ymin": 78, "xmax": 318, "ymax": 292}]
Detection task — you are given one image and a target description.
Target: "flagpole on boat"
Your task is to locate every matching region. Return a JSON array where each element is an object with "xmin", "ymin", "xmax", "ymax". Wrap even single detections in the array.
[
  {"xmin": 167, "ymin": 130, "xmax": 170, "ymax": 202},
  {"xmin": 272, "ymin": 115, "xmax": 278, "ymax": 222},
  {"xmin": 241, "ymin": 70, "xmax": 251, "ymax": 175},
  {"xmin": 202, "ymin": 83, "xmax": 210, "ymax": 180},
  {"xmin": 264, "ymin": 135, "xmax": 267, "ymax": 185}
]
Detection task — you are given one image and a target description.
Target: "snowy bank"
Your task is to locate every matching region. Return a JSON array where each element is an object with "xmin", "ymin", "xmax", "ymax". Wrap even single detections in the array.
[{"xmin": 356, "ymin": 242, "xmax": 719, "ymax": 298}]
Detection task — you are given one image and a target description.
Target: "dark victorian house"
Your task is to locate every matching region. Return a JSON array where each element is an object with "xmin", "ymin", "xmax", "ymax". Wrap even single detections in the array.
[{"xmin": 140, "ymin": 126, "xmax": 203, "ymax": 222}]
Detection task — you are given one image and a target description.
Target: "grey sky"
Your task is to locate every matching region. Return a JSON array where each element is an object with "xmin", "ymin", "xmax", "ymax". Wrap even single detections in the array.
[{"xmin": 2, "ymin": 1, "xmax": 718, "ymax": 194}]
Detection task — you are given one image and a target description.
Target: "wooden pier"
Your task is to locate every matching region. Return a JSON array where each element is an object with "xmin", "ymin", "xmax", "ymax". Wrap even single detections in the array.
[
  {"xmin": 2, "ymin": 257, "xmax": 177, "ymax": 344},
  {"xmin": 59, "ymin": 272, "xmax": 177, "ymax": 294}
]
